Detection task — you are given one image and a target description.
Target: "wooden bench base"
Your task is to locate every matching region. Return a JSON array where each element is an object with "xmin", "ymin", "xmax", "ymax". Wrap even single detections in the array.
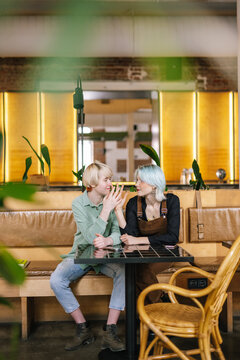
[{"xmin": 1, "ymin": 257, "xmax": 238, "ymax": 339}]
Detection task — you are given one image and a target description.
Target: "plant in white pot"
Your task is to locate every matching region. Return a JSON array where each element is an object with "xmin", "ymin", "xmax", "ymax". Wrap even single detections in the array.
[{"xmin": 22, "ymin": 136, "xmax": 51, "ymax": 186}]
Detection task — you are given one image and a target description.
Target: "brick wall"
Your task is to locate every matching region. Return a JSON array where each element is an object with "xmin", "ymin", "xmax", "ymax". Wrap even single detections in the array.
[{"xmin": 0, "ymin": 57, "xmax": 237, "ymax": 91}]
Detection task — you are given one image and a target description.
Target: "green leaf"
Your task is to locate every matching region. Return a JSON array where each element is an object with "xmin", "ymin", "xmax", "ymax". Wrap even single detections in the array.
[
  {"xmin": 22, "ymin": 157, "xmax": 32, "ymax": 182},
  {"xmin": 72, "ymin": 166, "xmax": 85, "ymax": 181},
  {"xmin": 41, "ymin": 144, "xmax": 51, "ymax": 175},
  {"xmin": 0, "ymin": 297, "xmax": 12, "ymax": 307},
  {"xmin": 0, "ymin": 247, "xmax": 25, "ymax": 285},
  {"xmin": 0, "ymin": 182, "xmax": 37, "ymax": 202},
  {"xmin": 129, "ymin": 186, "xmax": 137, "ymax": 192},
  {"xmin": 139, "ymin": 144, "xmax": 160, "ymax": 166},
  {"xmin": 192, "ymin": 159, "xmax": 200, "ymax": 179},
  {"xmin": 22, "ymin": 136, "xmax": 44, "ymax": 175},
  {"xmin": 190, "ymin": 160, "xmax": 208, "ymax": 190}
]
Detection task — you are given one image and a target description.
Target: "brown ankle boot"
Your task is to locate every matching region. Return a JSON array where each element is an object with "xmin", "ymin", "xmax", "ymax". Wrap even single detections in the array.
[
  {"xmin": 65, "ymin": 322, "xmax": 95, "ymax": 351},
  {"xmin": 101, "ymin": 324, "xmax": 125, "ymax": 352}
]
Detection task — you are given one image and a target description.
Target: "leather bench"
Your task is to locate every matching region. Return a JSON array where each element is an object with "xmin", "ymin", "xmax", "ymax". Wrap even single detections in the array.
[{"xmin": 3, "ymin": 205, "xmax": 238, "ymax": 339}]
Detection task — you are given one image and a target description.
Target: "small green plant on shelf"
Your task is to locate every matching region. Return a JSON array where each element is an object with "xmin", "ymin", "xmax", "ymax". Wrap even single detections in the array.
[
  {"xmin": 189, "ymin": 159, "xmax": 209, "ymax": 190},
  {"xmin": 139, "ymin": 144, "xmax": 160, "ymax": 166},
  {"xmin": 72, "ymin": 166, "xmax": 85, "ymax": 190},
  {"xmin": 139, "ymin": 144, "xmax": 168, "ymax": 191},
  {"xmin": 22, "ymin": 136, "xmax": 51, "ymax": 183}
]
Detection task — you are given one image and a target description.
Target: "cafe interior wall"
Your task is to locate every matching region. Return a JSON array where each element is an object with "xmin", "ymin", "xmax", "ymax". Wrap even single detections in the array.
[
  {"xmin": 0, "ymin": 60, "xmax": 238, "ymax": 184},
  {"xmin": 0, "ymin": 8, "xmax": 238, "ymax": 184}
]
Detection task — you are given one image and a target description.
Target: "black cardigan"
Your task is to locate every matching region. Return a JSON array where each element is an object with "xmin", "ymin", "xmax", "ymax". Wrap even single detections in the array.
[{"xmin": 120, "ymin": 193, "xmax": 180, "ymax": 246}]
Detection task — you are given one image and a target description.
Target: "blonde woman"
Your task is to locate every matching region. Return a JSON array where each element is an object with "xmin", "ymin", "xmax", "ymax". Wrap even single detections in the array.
[{"xmin": 50, "ymin": 161, "xmax": 125, "ymax": 352}]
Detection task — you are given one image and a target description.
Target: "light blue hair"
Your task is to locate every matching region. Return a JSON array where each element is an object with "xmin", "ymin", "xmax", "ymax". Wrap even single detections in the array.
[{"xmin": 135, "ymin": 165, "xmax": 166, "ymax": 202}]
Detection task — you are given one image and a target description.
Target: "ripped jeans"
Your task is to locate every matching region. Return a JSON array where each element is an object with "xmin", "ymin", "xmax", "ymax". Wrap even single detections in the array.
[{"xmin": 50, "ymin": 258, "xmax": 125, "ymax": 313}]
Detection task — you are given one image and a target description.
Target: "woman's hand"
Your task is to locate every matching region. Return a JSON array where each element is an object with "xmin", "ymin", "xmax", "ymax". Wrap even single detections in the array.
[
  {"xmin": 121, "ymin": 234, "xmax": 150, "ymax": 246},
  {"xmin": 120, "ymin": 234, "xmax": 138, "ymax": 246},
  {"xmin": 114, "ymin": 185, "xmax": 127, "ymax": 212},
  {"xmin": 102, "ymin": 185, "xmax": 122, "ymax": 214}
]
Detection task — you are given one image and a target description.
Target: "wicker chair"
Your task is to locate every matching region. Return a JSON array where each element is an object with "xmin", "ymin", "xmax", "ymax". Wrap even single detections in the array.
[{"xmin": 137, "ymin": 235, "xmax": 240, "ymax": 360}]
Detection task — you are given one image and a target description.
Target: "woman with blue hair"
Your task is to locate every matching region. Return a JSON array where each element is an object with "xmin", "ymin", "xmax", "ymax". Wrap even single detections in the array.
[{"xmin": 115, "ymin": 164, "xmax": 180, "ymax": 303}]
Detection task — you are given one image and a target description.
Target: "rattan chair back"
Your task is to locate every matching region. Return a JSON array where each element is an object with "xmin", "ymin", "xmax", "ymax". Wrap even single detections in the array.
[{"xmin": 137, "ymin": 235, "xmax": 240, "ymax": 360}]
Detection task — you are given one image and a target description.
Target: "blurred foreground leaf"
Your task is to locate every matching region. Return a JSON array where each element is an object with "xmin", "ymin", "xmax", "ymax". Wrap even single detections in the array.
[
  {"xmin": 0, "ymin": 297, "xmax": 12, "ymax": 307},
  {"xmin": 0, "ymin": 182, "xmax": 37, "ymax": 202},
  {"xmin": 0, "ymin": 247, "xmax": 25, "ymax": 285}
]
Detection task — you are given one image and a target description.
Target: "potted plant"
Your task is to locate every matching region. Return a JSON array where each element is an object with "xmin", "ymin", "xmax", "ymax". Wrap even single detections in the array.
[
  {"xmin": 189, "ymin": 159, "xmax": 209, "ymax": 190},
  {"xmin": 72, "ymin": 165, "xmax": 85, "ymax": 190},
  {"xmin": 22, "ymin": 136, "xmax": 51, "ymax": 186},
  {"xmin": 139, "ymin": 143, "xmax": 160, "ymax": 166},
  {"xmin": 139, "ymin": 144, "xmax": 168, "ymax": 191}
]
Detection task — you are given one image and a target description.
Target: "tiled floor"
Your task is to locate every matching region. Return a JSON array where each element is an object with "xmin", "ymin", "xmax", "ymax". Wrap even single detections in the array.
[{"xmin": 0, "ymin": 319, "xmax": 240, "ymax": 359}]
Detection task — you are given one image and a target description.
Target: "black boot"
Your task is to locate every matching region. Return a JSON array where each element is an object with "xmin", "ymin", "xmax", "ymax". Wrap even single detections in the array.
[
  {"xmin": 101, "ymin": 324, "xmax": 125, "ymax": 352},
  {"xmin": 65, "ymin": 322, "xmax": 95, "ymax": 351}
]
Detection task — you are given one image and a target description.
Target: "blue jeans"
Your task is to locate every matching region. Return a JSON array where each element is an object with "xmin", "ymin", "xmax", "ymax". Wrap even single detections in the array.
[{"xmin": 50, "ymin": 258, "xmax": 125, "ymax": 313}]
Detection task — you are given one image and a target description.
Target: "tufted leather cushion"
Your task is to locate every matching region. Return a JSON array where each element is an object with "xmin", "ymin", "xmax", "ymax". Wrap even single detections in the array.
[
  {"xmin": 0, "ymin": 210, "xmax": 76, "ymax": 247},
  {"xmin": 0, "ymin": 207, "xmax": 184, "ymax": 247},
  {"xmin": 189, "ymin": 207, "xmax": 240, "ymax": 243}
]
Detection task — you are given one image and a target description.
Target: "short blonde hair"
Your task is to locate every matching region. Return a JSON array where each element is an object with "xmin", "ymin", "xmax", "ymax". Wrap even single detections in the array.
[{"xmin": 82, "ymin": 161, "xmax": 113, "ymax": 187}]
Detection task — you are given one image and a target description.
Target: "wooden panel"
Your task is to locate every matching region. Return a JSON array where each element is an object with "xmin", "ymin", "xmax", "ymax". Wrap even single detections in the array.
[
  {"xmin": 161, "ymin": 92, "xmax": 194, "ymax": 181},
  {"xmin": 4, "ymin": 190, "xmax": 78, "ymax": 210},
  {"xmin": 34, "ymin": 296, "xmax": 111, "ymax": 321},
  {"xmin": 85, "ymin": 99, "xmax": 152, "ymax": 114},
  {"xmin": 0, "ymin": 279, "xmax": 20, "ymax": 297},
  {"xmin": 0, "ymin": 298, "xmax": 21, "ymax": 322},
  {"xmin": 198, "ymin": 92, "xmax": 230, "ymax": 181},
  {"xmin": 20, "ymin": 275, "xmax": 112, "ymax": 297},
  {"xmin": 0, "ymin": 93, "xmax": 3, "ymax": 182},
  {"xmin": 42, "ymin": 92, "xmax": 77, "ymax": 183},
  {"xmin": 234, "ymin": 92, "xmax": 239, "ymax": 181},
  {"xmin": 5, "ymin": 93, "xmax": 39, "ymax": 182}
]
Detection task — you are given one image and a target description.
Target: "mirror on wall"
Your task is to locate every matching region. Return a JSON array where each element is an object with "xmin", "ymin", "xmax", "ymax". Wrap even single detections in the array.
[{"xmin": 79, "ymin": 91, "xmax": 159, "ymax": 182}]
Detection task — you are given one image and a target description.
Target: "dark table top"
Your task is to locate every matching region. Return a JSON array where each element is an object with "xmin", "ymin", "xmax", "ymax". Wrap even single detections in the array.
[{"xmin": 74, "ymin": 244, "xmax": 194, "ymax": 264}]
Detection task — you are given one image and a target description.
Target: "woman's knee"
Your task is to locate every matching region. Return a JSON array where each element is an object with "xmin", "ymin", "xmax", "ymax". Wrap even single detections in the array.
[
  {"xmin": 50, "ymin": 270, "xmax": 60, "ymax": 292},
  {"xmin": 50, "ymin": 268, "xmax": 69, "ymax": 293},
  {"xmin": 114, "ymin": 264, "xmax": 125, "ymax": 282}
]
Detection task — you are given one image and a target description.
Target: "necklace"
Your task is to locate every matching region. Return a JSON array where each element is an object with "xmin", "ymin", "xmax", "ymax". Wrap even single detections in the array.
[{"xmin": 146, "ymin": 204, "xmax": 160, "ymax": 221}]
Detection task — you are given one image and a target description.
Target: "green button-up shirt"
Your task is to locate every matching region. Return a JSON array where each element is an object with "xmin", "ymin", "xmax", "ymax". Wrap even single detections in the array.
[{"xmin": 63, "ymin": 191, "xmax": 121, "ymax": 272}]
